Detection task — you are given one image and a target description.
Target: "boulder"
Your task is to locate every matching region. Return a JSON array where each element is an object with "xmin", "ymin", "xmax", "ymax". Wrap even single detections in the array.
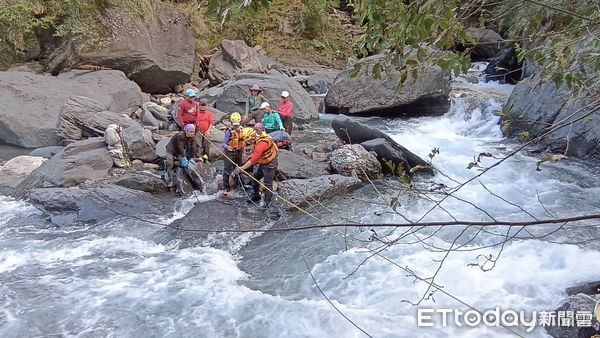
[
  {"xmin": 200, "ymin": 73, "xmax": 319, "ymax": 122},
  {"xmin": 57, "ymin": 96, "xmax": 138, "ymax": 142},
  {"xmin": 325, "ymin": 53, "xmax": 451, "ymax": 117},
  {"xmin": 143, "ymin": 102, "xmax": 170, "ymax": 122},
  {"xmin": 566, "ymin": 281, "xmax": 600, "ymax": 296},
  {"xmin": 307, "ymin": 70, "xmax": 339, "ymax": 94},
  {"xmin": 0, "ymin": 70, "xmax": 144, "ymax": 148},
  {"xmin": 0, "ymin": 155, "xmax": 47, "ymax": 191},
  {"xmin": 545, "ymin": 293, "xmax": 600, "ymax": 338},
  {"xmin": 464, "ymin": 27, "xmax": 506, "ymax": 60},
  {"xmin": 13, "ymin": 137, "xmax": 114, "ymax": 197},
  {"xmin": 113, "ymin": 172, "xmax": 170, "ymax": 194},
  {"xmin": 330, "ymin": 144, "xmax": 382, "ymax": 181},
  {"xmin": 122, "ymin": 125, "xmax": 158, "ymax": 163},
  {"xmin": 39, "ymin": 1, "xmax": 195, "ymax": 94},
  {"xmin": 360, "ymin": 138, "xmax": 412, "ymax": 175},
  {"xmin": 29, "ymin": 146, "xmax": 64, "ymax": 159},
  {"xmin": 208, "ymin": 40, "xmax": 264, "ymax": 85},
  {"xmin": 155, "ymin": 137, "xmax": 170, "ymax": 158},
  {"xmin": 276, "ymin": 174, "xmax": 362, "ymax": 209},
  {"xmin": 27, "ymin": 184, "xmax": 170, "ymax": 226},
  {"xmin": 140, "ymin": 109, "xmax": 160, "ymax": 129},
  {"xmin": 484, "ymin": 47, "xmax": 521, "ymax": 84},
  {"xmin": 331, "ymin": 114, "xmax": 434, "ymax": 174},
  {"xmin": 276, "ymin": 150, "xmax": 330, "ymax": 179},
  {"xmin": 183, "ymin": 163, "xmax": 219, "ymax": 195}
]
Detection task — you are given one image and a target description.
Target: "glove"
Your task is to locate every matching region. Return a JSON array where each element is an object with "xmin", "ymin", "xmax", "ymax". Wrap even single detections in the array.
[
  {"xmin": 189, "ymin": 159, "xmax": 196, "ymax": 166},
  {"xmin": 181, "ymin": 158, "xmax": 189, "ymax": 167},
  {"xmin": 232, "ymin": 167, "xmax": 242, "ymax": 176}
]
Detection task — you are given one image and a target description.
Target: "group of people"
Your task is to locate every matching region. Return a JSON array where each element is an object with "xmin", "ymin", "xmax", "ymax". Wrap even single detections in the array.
[{"xmin": 165, "ymin": 85, "xmax": 295, "ymax": 210}]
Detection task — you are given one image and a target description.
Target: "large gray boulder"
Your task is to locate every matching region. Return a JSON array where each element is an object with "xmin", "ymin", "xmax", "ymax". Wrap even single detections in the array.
[
  {"xmin": 360, "ymin": 138, "xmax": 412, "ymax": 176},
  {"xmin": 200, "ymin": 73, "xmax": 319, "ymax": 122},
  {"xmin": 29, "ymin": 146, "xmax": 64, "ymax": 159},
  {"xmin": 40, "ymin": 1, "xmax": 194, "ymax": 94},
  {"xmin": 208, "ymin": 40, "xmax": 264, "ymax": 85},
  {"xmin": 307, "ymin": 70, "xmax": 339, "ymax": 94},
  {"xmin": 0, "ymin": 156, "xmax": 47, "ymax": 192},
  {"xmin": 0, "ymin": 70, "xmax": 144, "ymax": 148},
  {"xmin": 276, "ymin": 150, "xmax": 330, "ymax": 179},
  {"xmin": 330, "ymin": 144, "xmax": 382, "ymax": 181},
  {"xmin": 276, "ymin": 174, "xmax": 362, "ymax": 209},
  {"xmin": 57, "ymin": 96, "xmax": 138, "ymax": 142},
  {"xmin": 122, "ymin": 125, "xmax": 158, "ymax": 163},
  {"xmin": 113, "ymin": 172, "xmax": 170, "ymax": 194},
  {"xmin": 14, "ymin": 137, "xmax": 114, "ymax": 197},
  {"xmin": 465, "ymin": 27, "xmax": 506, "ymax": 60},
  {"xmin": 505, "ymin": 42, "xmax": 600, "ymax": 158},
  {"xmin": 27, "ymin": 184, "xmax": 170, "ymax": 225},
  {"xmin": 545, "ymin": 293, "xmax": 600, "ymax": 338},
  {"xmin": 331, "ymin": 114, "xmax": 434, "ymax": 174},
  {"xmin": 325, "ymin": 53, "xmax": 451, "ymax": 117}
]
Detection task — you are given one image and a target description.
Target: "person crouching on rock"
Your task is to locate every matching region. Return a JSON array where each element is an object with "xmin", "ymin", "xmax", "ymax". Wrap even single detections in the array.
[
  {"xmin": 233, "ymin": 123, "xmax": 279, "ymax": 211},
  {"xmin": 259, "ymin": 102, "xmax": 284, "ymax": 134},
  {"xmin": 268, "ymin": 129, "xmax": 292, "ymax": 151},
  {"xmin": 196, "ymin": 98, "xmax": 214, "ymax": 162},
  {"xmin": 221, "ymin": 112, "xmax": 246, "ymax": 198},
  {"xmin": 164, "ymin": 124, "xmax": 201, "ymax": 188},
  {"xmin": 242, "ymin": 84, "xmax": 268, "ymax": 125}
]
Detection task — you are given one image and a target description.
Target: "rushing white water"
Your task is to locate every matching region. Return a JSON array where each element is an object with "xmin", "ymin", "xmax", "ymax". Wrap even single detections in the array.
[{"xmin": 1, "ymin": 76, "xmax": 599, "ymax": 337}]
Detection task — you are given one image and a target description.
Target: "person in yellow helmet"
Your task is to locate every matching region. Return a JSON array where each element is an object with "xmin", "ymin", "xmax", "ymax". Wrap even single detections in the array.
[{"xmin": 221, "ymin": 112, "xmax": 247, "ymax": 197}]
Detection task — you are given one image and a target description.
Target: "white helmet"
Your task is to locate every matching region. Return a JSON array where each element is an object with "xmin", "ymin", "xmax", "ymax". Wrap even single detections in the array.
[
  {"xmin": 281, "ymin": 91, "xmax": 290, "ymax": 98},
  {"xmin": 260, "ymin": 102, "xmax": 270, "ymax": 109}
]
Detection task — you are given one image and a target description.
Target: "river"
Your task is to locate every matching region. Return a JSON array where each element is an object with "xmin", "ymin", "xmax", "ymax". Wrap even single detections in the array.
[{"xmin": 1, "ymin": 71, "xmax": 599, "ymax": 337}]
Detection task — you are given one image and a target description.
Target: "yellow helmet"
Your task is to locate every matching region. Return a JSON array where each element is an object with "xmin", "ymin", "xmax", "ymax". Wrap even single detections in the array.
[
  {"xmin": 230, "ymin": 112, "xmax": 241, "ymax": 124},
  {"xmin": 242, "ymin": 127, "xmax": 256, "ymax": 141}
]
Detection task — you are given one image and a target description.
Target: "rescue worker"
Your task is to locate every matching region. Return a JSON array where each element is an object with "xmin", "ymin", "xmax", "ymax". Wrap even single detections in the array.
[
  {"xmin": 233, "ymin": 123, "xmax": 279, "ymax": 210},
  {"xmin": 268, "ymin": 130, "xmax": 292, "ymax": 150},
  {"xmin": 259, "ymin": 102, "xmax": 284, "ymax": 134},
  {"xmin": 221, "ymin": 112, "xmax": 246, "ymax": 198},
  {"xmin": 242, "ymin": 84, "xmax": 268, "ymax": 125},
  {"xmin": 277, "ymin": 91, "xmax": 294, "ymax": 135},
  {"xmin": 196, "ymin": 98, "xmax": 213, "ymax": 161},
  {"xmin": 164, "ymin": 124, "xmax": 201, "ymax": 188}
]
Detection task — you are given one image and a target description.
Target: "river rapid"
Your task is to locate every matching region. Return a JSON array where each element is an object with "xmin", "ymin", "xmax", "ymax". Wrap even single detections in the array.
[{"xmin": 1, "ymin": 70, "xmax": 599, "ymax": 337}]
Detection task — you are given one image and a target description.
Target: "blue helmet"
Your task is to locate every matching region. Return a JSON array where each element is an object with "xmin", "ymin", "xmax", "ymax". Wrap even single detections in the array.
[{"xmin": 185, "ymin": 88, "xmax": 197, "ymax": 98}]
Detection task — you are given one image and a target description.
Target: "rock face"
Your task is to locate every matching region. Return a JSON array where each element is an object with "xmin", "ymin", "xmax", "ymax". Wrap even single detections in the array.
[
  {"xmin": 122, "ymin": 125, "xmax": 158, "ymax": 163},
  {"xmin": 277, "ymin": 174, "xmax": 362, "ymax": 208},
  {"xmin": 330, "ymin": 144, "xmax": 382, "ymax": 181},
  {"xmin": 0, "ymin": 70, "xmax": 144, "ymax": 147},
  {"xmin": 331, "ymin": 114, "xmax": 434, "ymax": 175},
  {"xmin": 465, "ymin": 27, "xmax": 505, "ymax": 60},
  {"xmin": 307, "ymin": 70, "xmax": 339, "ymax": 94},
  {"xmin": 325, "ymin": 53, "xmax": 451, "ymax": 117},
  {"xmin": 505, "ymin": 58, "xmax": 599, "ymax": 158},
  {"xmin": 484, "ymin": 47, "xmax": 521, "ymax": 84},
  {"xmin": 28, "ymin": 146, "xmax": 64, "ymax": 159},
  {"xmin": 0, "ymin": 156, "xmax": 47, "ymax": 191},
  {"xmin": 113, "ymin": 172, "xmax": 170, "ymax": 194},
  {"xmin": 27, "ymin": 184, "xmax": 170, "ymax": 225},
  {"xmin": 208, "ymin": 40, "xmax": 264, "ymax": 85},
  {"xmin": 361, "ymin": 138, "xmax": 411, "ymax": 175},
  {"xmin": 199, "ymin": 73, "xmax": 319, "ymax": 122},
  {"xmin": 57, "ymin": 96, "xmax": 138, "ymax": 142},
  {"xmin": 14, "ymin": 137, "xmax": 114, "ymax": 197},
  {"xmin": 40, "ymin": 1, "xmax": 195, "ymax": 94},
  {"xmin": 276, "ymin": 150, "xmax": 330, "ymax": 179}
]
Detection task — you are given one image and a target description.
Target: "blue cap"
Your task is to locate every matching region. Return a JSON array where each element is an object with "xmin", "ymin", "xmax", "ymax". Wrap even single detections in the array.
[{"xmin": 185, "ymin": 89, "xmax": 197, "ymax": 98}]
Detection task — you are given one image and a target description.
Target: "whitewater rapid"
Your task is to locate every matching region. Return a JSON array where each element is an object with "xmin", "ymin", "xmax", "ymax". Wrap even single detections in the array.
[{"xmin": 1, "ymin": 77, "xmax": 599, "ymax": 337}]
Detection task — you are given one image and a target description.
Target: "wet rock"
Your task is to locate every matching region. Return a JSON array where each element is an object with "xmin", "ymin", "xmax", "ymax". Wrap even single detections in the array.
[
  {"xmin": 331, "ymin": 114, "xmax": 434, "ymax": 174},
  {"xmin": 0, "ymin": 156, "xmax": 47, "ymax": 191},
  {"xmin": 29, "ymin": 146, "xmax": 64, "ymax": 159},
  {"xmin": 276, "ymin": 174, "xmax": 362, "ymax": 208},
  {"xmin": 566, "ymin": 281, "xmax": 600, "ymax": 296},
  {"xmin": 330, "ymin": 144, "xmax": 382, "ymax": 181},
  {"xmin": 325, "ymin": 53, "xmax": 451, "ymax": 117},
  {"xmin": 200, "ymin": 73, "xmax": 319, "ymax": 122},
  {"xmin": 14, "ymin": 138, "xmax": 114, "ymax": 197},
  {"xmin": 276, "ymin": 150, "xmax": 329, "ymax": 179},
  {"xmin": 484, "ymin": 47, "xmax": 521, "ymax": 84},
  {"xmin": 464, "ymin": 27, "xmax": 506, "ymax": 60},
  {"xmin": 122, "ymin": 125, "xmax": 158, "ymax": 163},
  {"xmin": 307, "ymin": 70, "xmax": 339, "ymax": 94},
  {"xmin": 545, "ymin": 293, "xmax": 600, "ymax": 338},
  {"xmin": 57, "ymin": 96, "xmax": 138, "ymax": 142},
  {"xmin": 360, "ymin": 138, "xmax": 412, "ymax": 175},
  {"xmin": 0, "ymin": 70, "xmax": 144, "ymax": 147},
  {"xmin": 113, "ymin": 172, "xmax": 169, "ymax": 193},
  {"xmin": 27, "ymin": 184, "xmax": 170, "ymax": 226}
]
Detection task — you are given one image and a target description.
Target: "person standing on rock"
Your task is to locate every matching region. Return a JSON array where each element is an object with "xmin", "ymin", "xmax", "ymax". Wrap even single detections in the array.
[
  {"xmin": 221, "ymin": 112, "xmax": 246, "ymax": 198},
  {"xmin": 177, "ymin": 89, "xmax": 199, "ymax": 129},
  {"xmin": 196, "ymin": 98, "xmax": 214, "ymax": 161},
  {"xmin": 243, "ymin": 84, "xmax": 268, "ymax": 125},
  {"xmin": 277, "ymin": 91, "xmax": 294, "ymax": 135},
  {"xmin": 233, "ymin": 123, "xmax": 279, "ymax": 211},
  {"xmin": 259, "ymin": 102, "xmax": 284, "ymax": 134},
  {"xmin": 165, "ymin": 124, "xmax": 202, "ymax": 189}
]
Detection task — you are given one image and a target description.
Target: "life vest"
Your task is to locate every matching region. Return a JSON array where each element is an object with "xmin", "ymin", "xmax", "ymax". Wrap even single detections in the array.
[
  {"xmin": 256, "ymin": 134, "xmax": 278, "ymax": 164},
  {"xmin": 227, "ymin": 128, "xmax": 246, "ymax": 151}
]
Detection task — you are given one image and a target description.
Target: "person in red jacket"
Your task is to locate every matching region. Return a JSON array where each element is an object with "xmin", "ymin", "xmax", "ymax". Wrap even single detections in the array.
[
  {"xmin": 177, "ymin": 89, "xmax": 199, "ymax": 128},
  {"xmin": 196, "ymin": 98, "xmax": 214, "ymax": 160},
  {"xmin": 277, "ymin": 90, "xmax": 294, "ymax": 135}
]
